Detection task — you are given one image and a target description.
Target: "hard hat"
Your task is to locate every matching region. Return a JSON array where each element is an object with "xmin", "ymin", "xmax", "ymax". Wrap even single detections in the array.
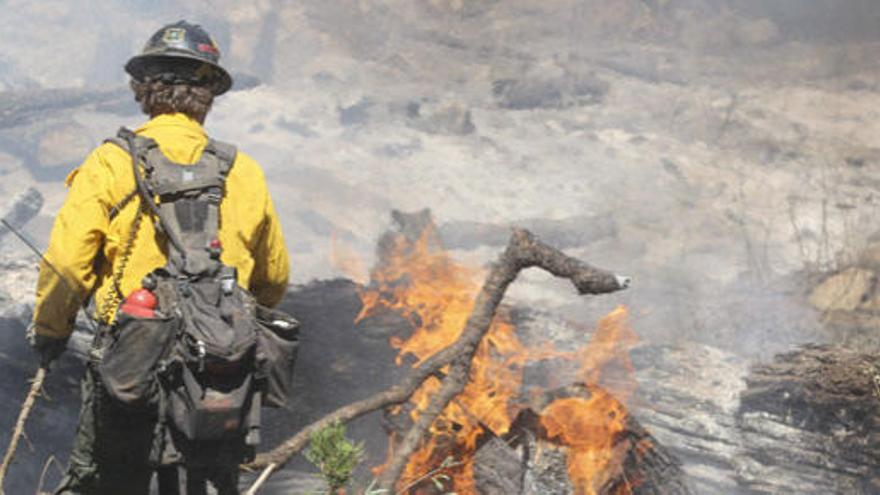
[{"xmin": 125, "ymin": 20, "xmax": 233, "ymax": 96}]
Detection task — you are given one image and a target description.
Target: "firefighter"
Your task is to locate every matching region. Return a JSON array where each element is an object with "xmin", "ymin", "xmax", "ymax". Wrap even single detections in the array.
[{"xmin": 26, "ymin": 20, "xmax": 290, "ymax": 494}]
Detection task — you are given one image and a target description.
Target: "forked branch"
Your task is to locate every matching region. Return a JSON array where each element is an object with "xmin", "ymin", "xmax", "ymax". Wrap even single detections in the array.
[{"xmin": 243, "ymin": 229, "xmax": 629, "ymax": 492}]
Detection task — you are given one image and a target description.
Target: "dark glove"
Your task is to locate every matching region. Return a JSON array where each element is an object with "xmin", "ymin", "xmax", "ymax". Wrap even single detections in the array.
[{"xmin": 26, "ymin": 323, "xmax": 68, "ymax": 367}]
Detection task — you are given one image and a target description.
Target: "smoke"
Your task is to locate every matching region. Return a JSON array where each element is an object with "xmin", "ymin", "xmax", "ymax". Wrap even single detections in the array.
[
  {"xmin": 2, "ymin": 0, "xmax": 877, "ymax": 347},
  {"xmin": 1, "ymin": 0, "xmax": 879, "ymax": 490}
]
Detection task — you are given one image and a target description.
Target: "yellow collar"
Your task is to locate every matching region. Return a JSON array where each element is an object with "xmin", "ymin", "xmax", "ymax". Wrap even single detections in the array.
[{"xmin": 136, "ymin": 113, "xmax": 206, "ymax": 136}]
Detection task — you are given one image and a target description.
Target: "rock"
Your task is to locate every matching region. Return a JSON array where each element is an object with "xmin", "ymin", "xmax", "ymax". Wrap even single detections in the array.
[
  {"xmin": 808, "ymin": 267, "xmax": 876, "ymax": 312},
  {"xmin": 492, "ymin": 71, "xmax": 608, "ymax": 110},
  {"xmin": 406, "ymin": 100, "xmax": 475, "ymax": 136}
]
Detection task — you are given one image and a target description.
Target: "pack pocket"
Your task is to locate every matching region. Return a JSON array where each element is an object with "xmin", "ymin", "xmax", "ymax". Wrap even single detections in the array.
[
  {"xmin": 99, "ymin": 314, "xmax": 178, "ymax": 409},
  {"xmin": 167, "ymin": 365, "xmax": 253, "ymax": 440},
  {"xmin": 255, "ymin": 305, "xmax": 300, "ymax": 409}
]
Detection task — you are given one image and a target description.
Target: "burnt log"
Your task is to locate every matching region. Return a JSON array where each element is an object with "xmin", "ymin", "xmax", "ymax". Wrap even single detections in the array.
[
  {"xmin": 737, "ymin": 344, "xmax": 880, "ymax": 494},
  {"xmin": 628, "ymin": 342, "xmax": 880, "ymax": 494}
]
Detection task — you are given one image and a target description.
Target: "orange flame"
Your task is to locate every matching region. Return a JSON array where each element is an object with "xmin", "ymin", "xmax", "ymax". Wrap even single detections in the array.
[
  {"xmin": 540, "ymin": 307, "xmax": 639, "ymax": 495},
  {"xmin": 358, "ymin": 225, "xmax": 638, "ymax": 494}
]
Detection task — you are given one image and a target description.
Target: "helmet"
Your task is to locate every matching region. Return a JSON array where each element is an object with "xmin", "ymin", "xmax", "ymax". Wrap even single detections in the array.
[{"xmin": 125, "ymin": 20, "xmax": 233, "ymax": 96}]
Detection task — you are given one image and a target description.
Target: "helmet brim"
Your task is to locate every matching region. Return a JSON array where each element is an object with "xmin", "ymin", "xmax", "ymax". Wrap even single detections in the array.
[{"xmin": 125, "ymin": 52, "xmax": 233, "ymax": 96}]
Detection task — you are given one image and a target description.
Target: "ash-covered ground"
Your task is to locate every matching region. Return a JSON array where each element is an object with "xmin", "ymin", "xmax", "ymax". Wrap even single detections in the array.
[{"xmin": 1, "ymin": 1, "xmax": 880, "ymax": 493}]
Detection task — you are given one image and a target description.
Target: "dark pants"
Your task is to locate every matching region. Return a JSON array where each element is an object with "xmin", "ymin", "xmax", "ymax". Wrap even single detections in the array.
[
  {"xmin": 54, "ymin": 367, "xmax": 240, "ymax": 494},
  {"xmin": 55, "ymin": 366, "xmax": 157, "ymax": 494}
]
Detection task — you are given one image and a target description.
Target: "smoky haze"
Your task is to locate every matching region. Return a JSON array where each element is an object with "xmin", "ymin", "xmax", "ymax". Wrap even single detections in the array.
[
  {"xmin": 1, "ymin": 0, "xmax": 879, "ymax": 492},
  {"xmin": 3, "ymin": 0, "xmax": 878, "ymax": 365}
]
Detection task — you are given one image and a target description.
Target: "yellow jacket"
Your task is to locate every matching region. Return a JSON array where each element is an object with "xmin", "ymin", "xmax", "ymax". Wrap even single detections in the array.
[{"xmin": 32, "ymin": 113, "xmax": 290, "ymax": 339}]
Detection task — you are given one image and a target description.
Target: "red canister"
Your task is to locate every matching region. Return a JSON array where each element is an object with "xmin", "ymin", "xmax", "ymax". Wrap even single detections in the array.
[{"xmin": 120, "ymin": 288, "xmax": 158, "ymax": 318}]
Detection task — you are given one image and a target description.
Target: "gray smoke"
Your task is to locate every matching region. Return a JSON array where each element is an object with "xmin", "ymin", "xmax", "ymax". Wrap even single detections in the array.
[{"xmin": 1, "ymin": 1, "xmax": 878, "ymax": 492}]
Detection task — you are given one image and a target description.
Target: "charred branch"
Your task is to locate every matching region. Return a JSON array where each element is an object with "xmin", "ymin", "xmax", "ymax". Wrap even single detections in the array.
[{"xmin": 243, "ymin": 228, "xmax": 629, "ymax": 491}]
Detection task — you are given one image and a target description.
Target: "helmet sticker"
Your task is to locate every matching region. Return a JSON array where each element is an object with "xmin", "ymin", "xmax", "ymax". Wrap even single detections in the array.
[
  {"xmin": 198, "ymin": 43, "xmax": 219, "ymax": 55},
  {"xmin": 162, "ymin": 28, "xmax": 186, "ymax": 43}
]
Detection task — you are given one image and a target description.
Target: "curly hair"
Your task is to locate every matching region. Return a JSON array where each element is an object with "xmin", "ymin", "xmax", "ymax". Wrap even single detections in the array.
[{"xmin": 130, "ymin": 77, "xmax": 214, "ymax": 123}]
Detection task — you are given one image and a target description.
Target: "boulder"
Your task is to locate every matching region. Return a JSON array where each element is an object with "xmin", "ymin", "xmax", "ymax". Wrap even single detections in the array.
[
  {"xmin": 492, "ymin": 71, "xmax": 608, "ymax": 110},
  {"xmin": 808, "ymin": 267, "xmax": 876, "ymax": 312}
]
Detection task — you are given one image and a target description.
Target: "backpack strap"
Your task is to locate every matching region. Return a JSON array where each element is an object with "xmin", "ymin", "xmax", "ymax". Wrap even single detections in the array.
[
  {"xmin": 114, "ymin": 127, "xmax": 189, "ymax": 259},
  {"xmin": 104, "ymin": 136, "xmax": 138, "ymax": 221},
  {"xmin": 115, "ymin": 127, "xmax": 238, "ymax": 277}
]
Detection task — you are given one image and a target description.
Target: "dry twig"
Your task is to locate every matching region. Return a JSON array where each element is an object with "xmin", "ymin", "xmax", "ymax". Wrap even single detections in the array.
[{"xmin": 0, "ymin": 367, "xmax": 47, "ymax": 491}]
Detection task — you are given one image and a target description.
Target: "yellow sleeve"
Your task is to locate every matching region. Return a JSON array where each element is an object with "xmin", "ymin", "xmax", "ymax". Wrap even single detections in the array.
[
  {"xmin": 32, "ymin": 148, "xmax": 112, "ymax": 339},
  {"xmin": 250, "ymin": 190, "xmax": 290, "ymax": 307}
]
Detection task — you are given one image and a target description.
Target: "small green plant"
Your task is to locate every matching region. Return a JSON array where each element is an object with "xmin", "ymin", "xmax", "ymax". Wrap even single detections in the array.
[{"xmin": 305, "ymin": 421, "xmax": 365, "ymax": 493}]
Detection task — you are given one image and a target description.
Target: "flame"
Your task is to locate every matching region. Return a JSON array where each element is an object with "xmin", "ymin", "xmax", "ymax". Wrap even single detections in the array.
[
  {"xmin": 358, "ymin": 226, "xmax": 528, "ymax": 491},
  {"xmin": 540, "ymin": 390, "xmax": 629, "ymax": 495},
  {"xmin": 541, "ymin": 307, "xmax": 640, "ymax": 495},
  {"xmin": 358, "ymin": 224, "xmax": 639, "ymax": 494},
  {"xmin": 579, "ymin": 306, "xmax": 639, "ymax": 402}
]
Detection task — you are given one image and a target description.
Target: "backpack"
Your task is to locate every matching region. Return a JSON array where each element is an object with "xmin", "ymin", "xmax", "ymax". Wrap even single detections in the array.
[{"xmin": 96, "ymin": 127, "xmax": 298, "ymax": 456}]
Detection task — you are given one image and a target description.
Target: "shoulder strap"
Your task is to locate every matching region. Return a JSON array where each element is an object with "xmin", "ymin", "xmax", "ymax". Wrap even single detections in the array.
[
  {"xmin": 202, "ymin": 139, "xmax": 237, "ymax": 178},
  {"xmin": 104, "ymin": 136, "xmax": 137, "ymax": 221},
  {"xmin": 115, "ymin": 127, "xmax": 188, "ymax": 257}
]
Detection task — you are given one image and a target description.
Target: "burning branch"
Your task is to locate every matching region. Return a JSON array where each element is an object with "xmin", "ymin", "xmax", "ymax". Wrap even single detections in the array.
[{"xmin": 243, "ymin": 228, "xmax": 629, "ymax": 491}]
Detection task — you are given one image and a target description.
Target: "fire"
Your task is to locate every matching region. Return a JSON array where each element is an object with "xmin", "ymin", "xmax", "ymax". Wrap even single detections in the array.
[
  {"xmin": 357, "ymin": 224, "xmax": 638, "ymax": 494},
  {"xmin": 541, "ymin": 391, "xmax": 629, "ymax": 495},
  {"xmin": 540, "ymin": 307, "xmax": 640, "ymax": 495}
]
